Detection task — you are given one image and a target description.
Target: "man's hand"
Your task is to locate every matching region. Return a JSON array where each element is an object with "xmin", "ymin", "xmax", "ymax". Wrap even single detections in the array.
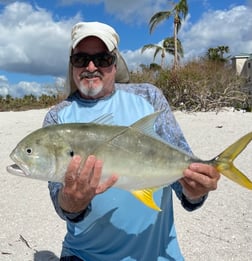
[
  {"xmin": 58, "ymin": 155, "xmax": 118, "ymax": 213},
  {"xmin": 180, "ymin": 163, "xmax": 220, "ymax": 201}
]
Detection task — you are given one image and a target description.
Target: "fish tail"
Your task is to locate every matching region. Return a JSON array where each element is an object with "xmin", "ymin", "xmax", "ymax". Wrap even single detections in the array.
[{"xmin": 214, "ymin": 132, "xmax": 252, "ymax": 190}]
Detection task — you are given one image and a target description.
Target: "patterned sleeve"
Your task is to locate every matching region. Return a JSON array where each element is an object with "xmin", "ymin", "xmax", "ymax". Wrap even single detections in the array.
[
  {"xmin": 48, "ymin": 181, "xmax": 67, "ymax": 220},
  {"xmin": 42, "ymin": 100, "xmax": 71, "ymax": 127}
]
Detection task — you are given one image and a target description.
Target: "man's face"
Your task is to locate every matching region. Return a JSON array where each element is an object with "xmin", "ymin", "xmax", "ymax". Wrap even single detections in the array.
[{"xmin": 72, "ymin": 36, "xmax": 116, "ymax": 99}]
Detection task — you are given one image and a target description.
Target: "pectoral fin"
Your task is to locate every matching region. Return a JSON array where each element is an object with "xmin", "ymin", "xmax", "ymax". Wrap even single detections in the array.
[{"xmin": 131, "ymin": 188, "xmax": 161, "ymax": 211}]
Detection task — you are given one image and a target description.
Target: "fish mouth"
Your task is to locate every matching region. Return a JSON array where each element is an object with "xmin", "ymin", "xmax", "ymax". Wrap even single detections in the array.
[
  {"xmin": 6, "ymin": 163, "xmax": 30, "ymax": 177},
  {"xmin": 8, "ymin": 149, "xmax": 31, "ymax": 177}
]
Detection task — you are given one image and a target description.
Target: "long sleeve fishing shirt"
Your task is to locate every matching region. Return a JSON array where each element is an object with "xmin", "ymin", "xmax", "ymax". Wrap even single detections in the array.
[{"xmin": 44, "ymin": 83, "xmax": 207, "ymax": 261}]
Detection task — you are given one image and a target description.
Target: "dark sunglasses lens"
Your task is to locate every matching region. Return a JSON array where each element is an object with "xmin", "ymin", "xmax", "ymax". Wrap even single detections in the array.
[
  {"xmin": 70, "ymin": 53, "xmax": 116, "ymax": 68},
  {"xmin": 70, "ymin": 54, "xmax": 89, "ymax": 68},
  {"xmin": 94, "ymin": 53, "xmax": 116, "ymax": 67}
]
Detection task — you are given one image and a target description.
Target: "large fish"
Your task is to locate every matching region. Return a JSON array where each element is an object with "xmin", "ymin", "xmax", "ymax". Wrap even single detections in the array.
[{"xmin": 7, "ymin": 111, "xmax": 252, "ymax": 211}]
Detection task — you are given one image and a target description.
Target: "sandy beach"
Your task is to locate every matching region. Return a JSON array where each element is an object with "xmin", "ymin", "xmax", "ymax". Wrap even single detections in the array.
[{"xmin": 0, "ymin": 108, "xmax": 251, "ymax": 261}]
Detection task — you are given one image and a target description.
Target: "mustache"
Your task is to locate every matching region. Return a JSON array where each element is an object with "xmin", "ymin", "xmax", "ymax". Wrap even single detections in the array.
[{"xmin": 79, "ymin": 71, "xmax": 103, "ymax": 80}]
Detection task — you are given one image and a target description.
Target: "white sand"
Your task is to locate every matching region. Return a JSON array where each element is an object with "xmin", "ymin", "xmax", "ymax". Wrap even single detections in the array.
[{"xmin": 0, "ymin": 109, "xmax": 251, "ymax": 261}]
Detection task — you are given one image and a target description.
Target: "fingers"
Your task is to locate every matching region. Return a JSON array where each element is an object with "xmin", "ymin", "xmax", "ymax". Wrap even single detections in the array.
[
  {"xmin": 64, "ymin": 155, "xmax": 102, "ymax": 188},
  {"xmin": 180, "ymin": 163, "xmax": 221, "ymax": 200},
  {"xmin": 64, "ymin": 154, "xmax": 117, "ymax": 197},
  {"xmin": 183, "ymin": 163, "xmax": 220, "ymax": 190},
  {"xmin": 96, "ymin": 174, "xmax": 118, "ymax": 194},
  {"xmin": 64, "ymin": 155, "xmax": 82, "ymax": 186},
  {"xmin": 60, "ymin": 155, "xmax": 117, "ymax": 213},
  {"xmin": 77, "ymin": 155, "xmax": 102, "ymax": 190}
]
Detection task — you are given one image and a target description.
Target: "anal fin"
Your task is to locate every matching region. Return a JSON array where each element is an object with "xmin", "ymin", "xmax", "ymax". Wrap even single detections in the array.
[{"xmin": 131, "ymin": 188, "xmax": 161, "ymax": 211}]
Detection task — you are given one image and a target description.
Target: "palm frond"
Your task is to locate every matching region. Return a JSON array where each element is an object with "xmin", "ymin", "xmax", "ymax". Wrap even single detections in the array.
[
  {"xmin": 141, "ymin": 44, "xmax": 158, "ymax": 53},
  {"xmin": 153, "ymin": 47, "xmax": 162, "ymax": 60},
  {"xmin": 149, "ymin": 11, "xmax": 172, "ymax": 34},
  {"xmin": 175, "ymin": 0, "xmax": 189, "ymax": 19}
]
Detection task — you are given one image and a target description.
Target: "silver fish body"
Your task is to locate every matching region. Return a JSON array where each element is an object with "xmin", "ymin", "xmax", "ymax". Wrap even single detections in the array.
[
  {"xmin": 8, "ymin": 118, "xmax": 193, "ymax": 189},
  {"xmin": 7, "ymin": 112, "xmax": 252, "ymax": 210}
]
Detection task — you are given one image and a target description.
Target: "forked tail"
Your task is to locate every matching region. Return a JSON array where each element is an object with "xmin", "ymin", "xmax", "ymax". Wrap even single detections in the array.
[{"xmin": 213, "ymin": 132, "xmax": 252, "ymax": 190}]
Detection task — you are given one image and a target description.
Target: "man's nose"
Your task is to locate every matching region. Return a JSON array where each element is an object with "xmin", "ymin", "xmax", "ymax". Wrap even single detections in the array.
[{"xmin": 86, "ymin": 60, "xmax": 97, "ymax": 71}]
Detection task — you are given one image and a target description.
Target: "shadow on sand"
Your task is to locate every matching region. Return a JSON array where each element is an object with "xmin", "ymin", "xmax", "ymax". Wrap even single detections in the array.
[{"xmin": 34, "ymin": 250, "xmax": 59, "ymax": 261}]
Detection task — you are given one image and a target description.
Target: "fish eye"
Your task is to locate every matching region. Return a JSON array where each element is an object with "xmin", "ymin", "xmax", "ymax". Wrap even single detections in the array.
[
  {"xmin": 69, "ymin": 150, "xmax": 74, "ymax": 157},
  {"xmin": 26, "ymin": 148, "xmax": 32, "ymax": 155}
]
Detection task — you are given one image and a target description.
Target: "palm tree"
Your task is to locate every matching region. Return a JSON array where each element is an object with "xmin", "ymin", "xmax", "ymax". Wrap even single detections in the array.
[
  {"xmin": 141, "ymin": 43, "xmax": 166, "ymax": 69},
  {"xmin": 149, "ymin": 0, "xmax": 188, "ymax": 69},
  {"xmin": 141, "ymin": 37, "xmax": 184, "ymax": 68},
  {"xmin": 217, "ymin": 45, "xmax": 230, "ymax": 60},
  {"xmin": 163, "ymin": 37, "xmax": 184, "ymax": 60},
  {"xmin": 206, "ymin": 47, "xmax": 219, "ymax": 61},
  {"xmin": 206, "ymin": 46, "xmax": 230, "ymax": 62}
]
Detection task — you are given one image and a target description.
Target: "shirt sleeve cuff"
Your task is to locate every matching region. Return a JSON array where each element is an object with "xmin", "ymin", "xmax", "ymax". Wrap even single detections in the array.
[
  {"xmin": 181, "ymin": 193, "xmax": 207, "ymax": 211},
  {"xmin": 62, "ymin": 204, "xmax": 92, "ymax": 223}
]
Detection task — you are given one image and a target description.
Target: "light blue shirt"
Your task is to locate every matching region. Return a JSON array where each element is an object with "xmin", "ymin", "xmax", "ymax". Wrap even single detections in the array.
[{"xmin": 44, "ymin": 83, "xmax": 205, "ymax": 261}]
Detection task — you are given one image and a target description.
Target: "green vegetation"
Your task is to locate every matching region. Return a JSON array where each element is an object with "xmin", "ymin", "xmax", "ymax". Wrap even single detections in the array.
[
  {"xmin": 130, "ymin": 59, "xmax": 251, "ymax": 112},
  {"xmin": 206, "ymin": 46, "xmax": 230, "ymax": 62},
  {"xmin": 0, "ymin": 94, "xmax": 65, "ymax": 111}
]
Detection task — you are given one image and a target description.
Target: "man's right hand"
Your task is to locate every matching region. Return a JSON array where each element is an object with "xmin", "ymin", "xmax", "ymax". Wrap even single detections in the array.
[{"xmin": 58, "ymin": 155, "xmax": 118, "ymax": 213}]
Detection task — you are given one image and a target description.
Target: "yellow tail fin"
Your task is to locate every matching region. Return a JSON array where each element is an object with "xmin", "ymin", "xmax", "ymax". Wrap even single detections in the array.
[{"xmin": 214, "ymin": 132, "xmax": 252, "ymax": 190}]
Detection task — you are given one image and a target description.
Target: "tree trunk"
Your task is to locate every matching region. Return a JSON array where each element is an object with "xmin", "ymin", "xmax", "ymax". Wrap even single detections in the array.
[{"xmin": 173, "ymin": 20, "xmax": 178, "ymax": 70}]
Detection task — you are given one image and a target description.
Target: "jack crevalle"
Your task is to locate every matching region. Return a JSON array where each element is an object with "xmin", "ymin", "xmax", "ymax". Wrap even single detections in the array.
[{"xmin": 7, "ymin": 111, "xmax": 252, "ymax": 210}]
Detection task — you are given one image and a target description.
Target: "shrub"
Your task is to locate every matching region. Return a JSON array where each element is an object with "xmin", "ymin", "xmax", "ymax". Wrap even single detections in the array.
[{"xmin": 130, "ymin": 59, "xmax": 250, "ymax": 112}]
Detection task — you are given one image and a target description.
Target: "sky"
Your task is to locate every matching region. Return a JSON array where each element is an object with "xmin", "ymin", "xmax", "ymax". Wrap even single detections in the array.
[{"xmin": 0, "ymin": 0, "xmax": 252, "ymax": 98}]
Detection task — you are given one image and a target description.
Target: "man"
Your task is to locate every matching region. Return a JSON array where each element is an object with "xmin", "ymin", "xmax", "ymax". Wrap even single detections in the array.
[{"xmin": 44, "ymin": 21, "xmax": 220, "ymax": 261}]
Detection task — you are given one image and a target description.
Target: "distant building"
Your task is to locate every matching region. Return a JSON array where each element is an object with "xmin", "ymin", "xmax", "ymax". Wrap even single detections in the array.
[{"xmin": 232, "ymin": 53, "xmax": 252, "ymax": 83}]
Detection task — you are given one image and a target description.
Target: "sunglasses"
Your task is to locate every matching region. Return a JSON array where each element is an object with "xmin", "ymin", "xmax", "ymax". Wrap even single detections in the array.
[{"xmin": 70, "ymin": 52, "xmax": 116, "ymax": 68}]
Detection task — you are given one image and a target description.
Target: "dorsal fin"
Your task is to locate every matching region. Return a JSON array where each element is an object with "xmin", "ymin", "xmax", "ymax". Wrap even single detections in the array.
[{"xmin": 130, "ymin": 111, "xmax": 164, "ymax": 140}]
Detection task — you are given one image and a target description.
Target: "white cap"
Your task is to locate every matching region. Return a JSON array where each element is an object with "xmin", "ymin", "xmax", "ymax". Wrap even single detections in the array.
[{"xmin": 71, "ymin": 22, "xmax": 119, "ymax": 51}]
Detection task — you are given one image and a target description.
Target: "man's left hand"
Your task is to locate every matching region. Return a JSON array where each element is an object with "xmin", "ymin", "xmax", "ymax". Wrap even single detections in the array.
[{"xmin": 180, "ymin": 163, "xmax": 220, "ymax": 201}]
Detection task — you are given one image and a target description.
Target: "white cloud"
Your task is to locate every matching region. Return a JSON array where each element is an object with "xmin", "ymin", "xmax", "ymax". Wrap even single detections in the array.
[
  {"xmin": 0, "ymin": 75, "xmax": 65, "ymax": 98},
  {"xmin": 122, "ymin": 39, "xmax": 173, "ymax": 71},
  {"xmin": 0, "ymin": 75, "xmax": 8, "ymax": 97},
  {"xmin": 59, "ymin": 0, "xmax": 168, "ymax": 24},
  {"xmin": 0, "ymin": 2, "xmax": 81, "ymax": 76},
  {"xmin": 180, "ymin": 5, "xmax": 252, "ymax": 60},
  {"xmin": 0, "ymin": 75, "xmax": 8, "ymax": 82},
  {"xmin": 104, "ymin": 0, "xmax": 167, "ymax": 25}
]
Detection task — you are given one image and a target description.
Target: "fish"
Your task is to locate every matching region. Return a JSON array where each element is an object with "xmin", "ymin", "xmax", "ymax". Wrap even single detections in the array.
[{"xmin": 6, "ymin": 111, "xmax": 252, "ymax": 211}]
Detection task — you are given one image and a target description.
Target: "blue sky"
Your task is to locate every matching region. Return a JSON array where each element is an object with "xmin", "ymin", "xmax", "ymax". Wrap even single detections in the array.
[{"xmin": 0, "ymin": 0, "xmax": 251, "ymax": 97}]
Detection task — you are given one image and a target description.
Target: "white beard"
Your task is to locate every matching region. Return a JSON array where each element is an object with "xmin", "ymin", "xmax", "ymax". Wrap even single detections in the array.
[{"xmin": 78, "ymin": 80, "xmax": 103, "ymax": 97}]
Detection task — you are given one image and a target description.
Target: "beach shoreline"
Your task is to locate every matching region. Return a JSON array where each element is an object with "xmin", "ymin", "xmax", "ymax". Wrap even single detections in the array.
[{"xmin": 0, "ymin": 109, "xmax": 251, "ymax": 260}]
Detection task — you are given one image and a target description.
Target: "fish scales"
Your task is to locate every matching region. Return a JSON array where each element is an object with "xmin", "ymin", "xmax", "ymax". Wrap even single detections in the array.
[{"xmin": 93, "ymin": 126, "xmax": 194, "ymax": 190}]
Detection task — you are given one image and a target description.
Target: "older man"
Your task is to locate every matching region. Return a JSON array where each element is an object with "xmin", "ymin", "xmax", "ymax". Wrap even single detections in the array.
[{"xmin": 44, "ymin": 21, "xmax": 220, "ymax": 261}]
